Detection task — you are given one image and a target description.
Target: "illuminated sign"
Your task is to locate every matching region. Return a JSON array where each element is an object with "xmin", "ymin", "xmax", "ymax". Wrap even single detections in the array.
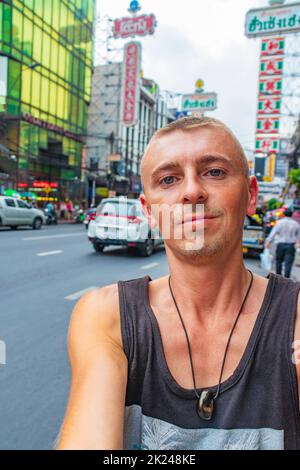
[{"xmin": 32, "ymin": 181, "xmax": 58, "ymax": 188}]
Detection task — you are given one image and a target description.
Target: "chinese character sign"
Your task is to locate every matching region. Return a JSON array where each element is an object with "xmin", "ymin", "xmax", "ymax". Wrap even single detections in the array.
[
  {"xmin": 255, "ymin": 37, "xmax": 285, "ymax": 161},
  {"xmin": 121, "ymin": 42, "xmax": 141, "ymax": 127}
]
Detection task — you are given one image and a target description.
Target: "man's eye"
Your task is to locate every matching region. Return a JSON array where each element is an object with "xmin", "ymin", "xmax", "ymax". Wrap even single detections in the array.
[
  {"xmin": 206, "ymin": 169, "xmax": 225, "ymax": 177},
  {"xmin": 160, "ymin": 176, "xmax": 177, "ymax": 185}
]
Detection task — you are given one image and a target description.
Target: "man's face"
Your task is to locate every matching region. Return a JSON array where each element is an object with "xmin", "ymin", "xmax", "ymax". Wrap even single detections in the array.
[{"xmin": 140, "ymin": 126, "xmax": 258, "ymax": 261}]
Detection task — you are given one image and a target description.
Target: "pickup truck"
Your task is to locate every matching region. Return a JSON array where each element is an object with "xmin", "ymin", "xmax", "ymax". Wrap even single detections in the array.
[{"xmin": 242, "ymin": 215, "xmax": 265, "ymax": 257}]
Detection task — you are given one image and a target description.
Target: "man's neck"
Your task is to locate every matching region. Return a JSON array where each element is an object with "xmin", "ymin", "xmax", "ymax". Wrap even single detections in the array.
[{"xmin": 165, "ymin": 249, "xmax": 251, "ymax": 329}]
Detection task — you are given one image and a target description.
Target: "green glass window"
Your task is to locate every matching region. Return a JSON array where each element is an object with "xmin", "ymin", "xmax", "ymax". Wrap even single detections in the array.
[
  {"xmin": 31, "ymin": 70, "xmax": 41, "ymax": 109},
  {"xmin": 43, "ymin": 0, "xmax": 52, "ymax": 26},
  {"xmin": 23, "ymin": 16, "xmax": 33, "ymax": 58}
]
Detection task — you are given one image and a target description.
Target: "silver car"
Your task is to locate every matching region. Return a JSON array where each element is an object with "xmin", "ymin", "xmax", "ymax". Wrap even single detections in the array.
[
  {"xmin": 88, "ymin": 197, "xmax": 163, "ymax": 256},
  {"xmin": 0, "ymin": 196, "xmax": 46, "ymax": 230}
]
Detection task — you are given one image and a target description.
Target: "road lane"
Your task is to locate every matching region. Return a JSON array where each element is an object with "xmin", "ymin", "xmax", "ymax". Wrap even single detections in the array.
[{"xmin": 0, "ymin": 224, "xmax": 265, "ymax": 449}]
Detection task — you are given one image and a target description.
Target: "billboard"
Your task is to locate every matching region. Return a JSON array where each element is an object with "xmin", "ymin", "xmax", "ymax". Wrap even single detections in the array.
[
  {"xmin": 245, "ymin": 2, "xmax": 300, "ymax": 38},
  {"xmin": 121, "ymin": 42, "xmax": 141, "ymax": 127},
  {"xmin": 113, "ymin": 14, "xmax": 157, "ymax": 39}
]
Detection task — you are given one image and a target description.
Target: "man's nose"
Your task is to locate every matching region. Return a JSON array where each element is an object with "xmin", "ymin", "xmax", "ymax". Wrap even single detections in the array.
[{"xmin": 181, "ymin": 174, "xmax": 208, "ymax": 203}]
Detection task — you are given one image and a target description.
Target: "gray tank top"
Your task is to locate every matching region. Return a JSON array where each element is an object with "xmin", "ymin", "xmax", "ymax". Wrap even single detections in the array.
[{"xmin": 118, "ymin": 273, "xmax": 300, "ymax": 450}]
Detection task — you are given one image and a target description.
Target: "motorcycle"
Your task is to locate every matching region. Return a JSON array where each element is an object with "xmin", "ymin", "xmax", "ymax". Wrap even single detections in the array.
[
  {"xmin": 73, "ymin": 208, "xmax": 85, "ymax": 224},
  {"xmin": 44, "ymin": 208, "xmax": 58, "ymax": 225}
]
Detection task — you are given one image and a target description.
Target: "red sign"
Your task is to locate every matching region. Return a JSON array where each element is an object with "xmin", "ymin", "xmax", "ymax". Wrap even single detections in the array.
[
  {"xmin": 33, "ymin": 181, "xmax": 58, "ymax": 188},
  {"xmin": 113, "ymin": 14, "xmax": 156, "ymax": 39},
  {"xmin": 121, "ymin": 42, "xmax": 141, "ymax": 127}
]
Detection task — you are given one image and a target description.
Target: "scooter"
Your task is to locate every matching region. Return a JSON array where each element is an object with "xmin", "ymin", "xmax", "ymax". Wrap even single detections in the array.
[
  {"xmin": 73, "ymin": 208, "xmax": 85, "ymax": 224},
  {"xmin": 44, "ymin": 208, "xmax": 58, "ymax": 225}
]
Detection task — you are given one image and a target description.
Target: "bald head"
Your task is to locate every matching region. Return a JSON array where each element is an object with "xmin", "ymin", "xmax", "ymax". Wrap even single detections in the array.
[{"xmin": 141, "ymin": 117, "xmax": 249, "ymax": 194}]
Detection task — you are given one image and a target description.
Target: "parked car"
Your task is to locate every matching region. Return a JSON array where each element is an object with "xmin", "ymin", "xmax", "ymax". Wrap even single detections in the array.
[
  {"xmin": 88, "ymin": 197, "xmax": 163, "ymax": 256},
  {"xmin": 0, "ymin": 196, "xmax": 46, "ymax": 229},
  {"xmin": 242, "ymin": 215, "xmax": 265, "ymax": 257}
]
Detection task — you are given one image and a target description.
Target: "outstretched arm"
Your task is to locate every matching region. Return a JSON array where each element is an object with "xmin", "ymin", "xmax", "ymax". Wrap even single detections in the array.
[{"xmin": 56, "ymin": 285, "xmax": 128, "ymax": 450}]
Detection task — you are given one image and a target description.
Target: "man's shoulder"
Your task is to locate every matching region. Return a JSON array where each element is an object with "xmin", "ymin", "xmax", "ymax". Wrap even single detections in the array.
[{"xmin": 69, "ymin": 283, "xmax": 122, "ymax": 348}]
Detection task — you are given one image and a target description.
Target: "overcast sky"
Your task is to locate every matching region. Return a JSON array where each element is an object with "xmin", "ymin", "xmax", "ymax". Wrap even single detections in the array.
[{"xmin": 96, "ymin": 0, "xmax": 270, "ymax": 152}]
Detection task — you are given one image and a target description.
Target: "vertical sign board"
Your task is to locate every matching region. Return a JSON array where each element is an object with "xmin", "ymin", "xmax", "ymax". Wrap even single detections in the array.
[
  {"xmin": 0, "ymin": 56, "xmax": 8, "ymax": 106},
  {"xmin": 121, "ymin": 42, "xmax": 141, "ymax": 127},
  {"xmin": 254, "ymin": 37, "xmax": 284, "ymax": 182}
]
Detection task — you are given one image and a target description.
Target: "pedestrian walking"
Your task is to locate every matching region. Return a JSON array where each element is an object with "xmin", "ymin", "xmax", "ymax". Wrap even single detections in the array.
[
  {"xmin": 66, "ymin": 200, "xmax": 74, "ymax": 222},
  {"xmin": 60, "ymin": 201, "xmax": 66, "ymax": 219},
  {"xmin": 265, "ymin": 209, "xmax": 300, "ymax": 278},
  {"xmin": 57, "ymin": 116, "xmax": 300, "ymax": 450}
]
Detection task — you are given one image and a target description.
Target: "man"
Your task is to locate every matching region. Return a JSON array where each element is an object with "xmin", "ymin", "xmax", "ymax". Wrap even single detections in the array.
[
  {"xmin": 56, "ymin": 117, "xmax": 300, "ymax": 450},
  {"xmin": 265, "ymin": 208, "xmax": 300, "ymax": 278}
]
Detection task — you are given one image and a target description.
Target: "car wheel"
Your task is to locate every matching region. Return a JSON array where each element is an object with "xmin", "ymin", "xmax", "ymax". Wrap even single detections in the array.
[
  {"xmin": 93, "ymin": 243, "xmax": 104, "ymax": 253},
  {"xmin": 140, "ymin": 238, "xmax": 154, "ymax": 257},
  {"xmin": 32, "ymin": 217, "xmax": 42, "ymax": 230},
  {"xmin": 0, "ymin": 217, "xmax": 2, "ymax": 227},
  {"xmin": 10, "ymin": 226, "xmax": 18, "ymax": 230}
]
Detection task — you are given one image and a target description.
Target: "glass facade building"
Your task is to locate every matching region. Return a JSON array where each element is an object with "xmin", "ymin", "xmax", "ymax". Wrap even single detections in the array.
[{"xmin": 0, "ymin": 0, "xmax": 95, "ymax": 202}]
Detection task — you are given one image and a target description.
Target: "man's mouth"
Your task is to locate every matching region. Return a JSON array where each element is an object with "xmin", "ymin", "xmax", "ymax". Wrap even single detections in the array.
[{"xmin": 182, "ymin": 215, "xmax": 218, "ymax": 224}]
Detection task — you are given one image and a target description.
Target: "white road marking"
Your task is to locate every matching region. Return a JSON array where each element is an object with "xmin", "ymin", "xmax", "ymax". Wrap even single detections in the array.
[
  {"xmin": 140, "ymin": 262, "xmax": 159, "ymax": 270},
  {"xmin": 37, "ymin": 250, "xmax": 63, "ymax": 257},
  {"xmin": 65, "ymin": 287, "xmax": 98, "ymax": 301},
  {"xmin": 23, "ymin": 233, "xmax": 85, "ymax": 241}
]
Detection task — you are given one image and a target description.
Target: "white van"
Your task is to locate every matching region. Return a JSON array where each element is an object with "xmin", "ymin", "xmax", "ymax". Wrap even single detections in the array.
[{"xmin": 0, "ymin": 196, "xmax": 46, "ymax": 229}]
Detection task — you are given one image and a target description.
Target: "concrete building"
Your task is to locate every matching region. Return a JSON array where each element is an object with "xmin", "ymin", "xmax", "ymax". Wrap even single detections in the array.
[{"xmin": 86, "ymin": 62, "xmax": 174, "ymax": 203}]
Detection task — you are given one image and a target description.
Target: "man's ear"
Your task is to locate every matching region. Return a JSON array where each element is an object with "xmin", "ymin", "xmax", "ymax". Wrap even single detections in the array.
[
  {"xmin": 246, "ymin": 176, "xmax": 259, "ymax": 216},
  {"xmin": 139, "ymin": 194, "xmax": 157, "ymax": 229}
]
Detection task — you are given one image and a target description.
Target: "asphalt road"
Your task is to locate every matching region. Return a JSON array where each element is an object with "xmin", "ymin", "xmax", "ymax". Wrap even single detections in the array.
[{"xmin": 0, "ymin": 223, "xmax": 264, "ymax": 449}]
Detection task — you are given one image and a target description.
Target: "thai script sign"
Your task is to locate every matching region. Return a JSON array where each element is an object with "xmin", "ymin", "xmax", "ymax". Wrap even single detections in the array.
[
  {"xmin": 113, "ymin": 14, "xmax": 157, "ymax": 39},
  {"xmin": 121, "ymin": 42, "xmax": 141, "ymax": 127},
  {"xmin": 245, "ymin": 2, "xmax": 300, "ymax": 38},
  {"xmin": 181, "ymin": 93, "xmax": 217, "ymax": 112}
]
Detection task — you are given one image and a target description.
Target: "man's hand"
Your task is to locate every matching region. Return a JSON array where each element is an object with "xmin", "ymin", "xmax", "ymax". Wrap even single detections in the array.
[
  {"xmin": 265, "ymin": 241, "xmax": 270, "ymax": 250},
  {"xmin": 56, "ymin": 284, "xmax": 128, "ymax": 450}
]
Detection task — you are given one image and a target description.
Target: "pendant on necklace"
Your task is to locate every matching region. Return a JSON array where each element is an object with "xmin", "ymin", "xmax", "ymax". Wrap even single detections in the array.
[{"xmin": 197, "ymin": 390, "xmax": 215, "ymax": 420}]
